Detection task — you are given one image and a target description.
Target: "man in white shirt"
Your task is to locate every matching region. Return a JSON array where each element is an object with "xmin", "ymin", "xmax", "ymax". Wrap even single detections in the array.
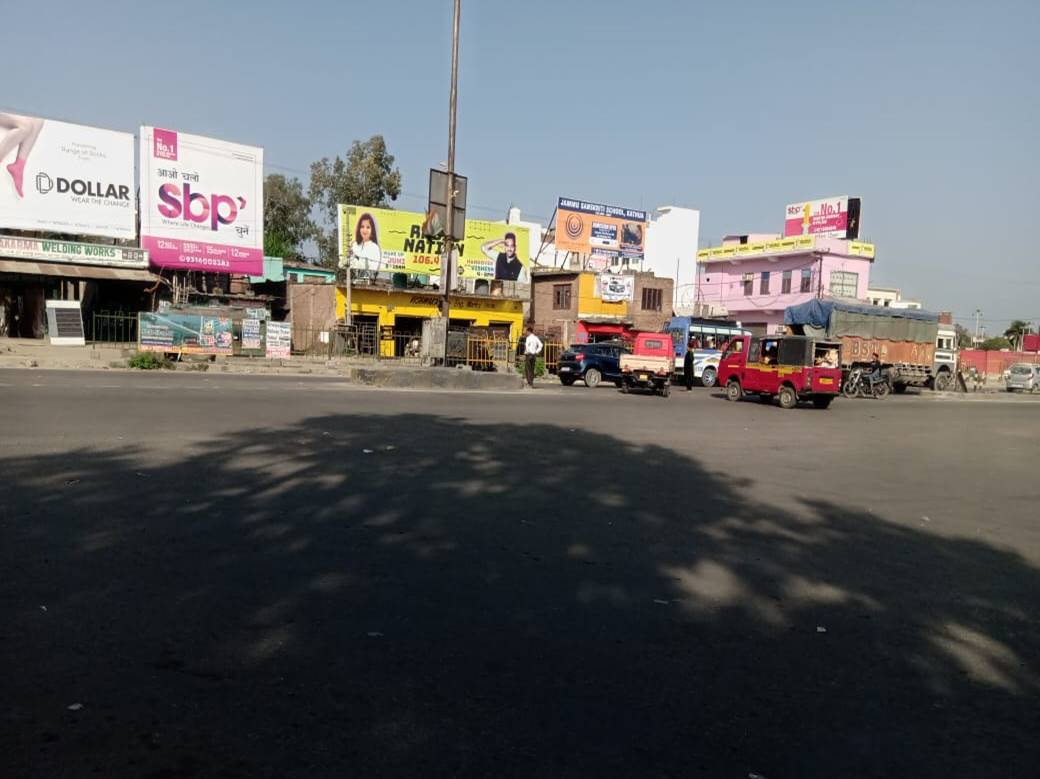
[{"xmin": 523, "ymin": 326, "xmax": 543, "ymax": 388}]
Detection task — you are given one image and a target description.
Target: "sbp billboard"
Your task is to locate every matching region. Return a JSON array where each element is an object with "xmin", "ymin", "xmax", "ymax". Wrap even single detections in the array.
[
  {"xmin": 784, "ymin": 195, "xmax": 861, "ymax": 239},
  {"xmin": 338, "ymin": 205, "xmax": 530, "ymax": 282},
  {"xmin": 139, "ymin": 127, "xmax": 263, "ymax": 275},
  {"xmin": 0, "ymin": 113, "xmax": 135, "ymax": 239},
  {"xmin": 555, "ymin": 197, "xmax": 647, "ymax": 261}
]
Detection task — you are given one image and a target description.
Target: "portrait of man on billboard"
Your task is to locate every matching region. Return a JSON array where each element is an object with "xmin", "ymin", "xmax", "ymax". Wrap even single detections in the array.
[{"xmin": 482, "ymin": 232, "xmax": 523, "ymax": 281}]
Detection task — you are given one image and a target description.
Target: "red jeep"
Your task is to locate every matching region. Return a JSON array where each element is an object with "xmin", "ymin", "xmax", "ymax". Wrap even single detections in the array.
[{"xmin": 718, "ymin": 335, "xmax": 842, "ymax": 409}]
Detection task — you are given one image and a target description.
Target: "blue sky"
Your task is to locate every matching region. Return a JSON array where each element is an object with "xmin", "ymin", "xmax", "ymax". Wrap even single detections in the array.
[{"xmin": 4, "ymin": 0, "xmax": 1038, "ymax": 333}]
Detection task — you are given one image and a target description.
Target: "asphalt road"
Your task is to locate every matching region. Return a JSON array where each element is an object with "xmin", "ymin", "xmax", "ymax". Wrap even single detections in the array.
[{"xmin": 2, "ymin": 369, "xmax": 1038, "ymax": 778}]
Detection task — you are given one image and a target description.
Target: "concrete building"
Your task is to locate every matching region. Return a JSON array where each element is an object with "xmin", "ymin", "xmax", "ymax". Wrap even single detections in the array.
[
  {"xmin": 695, "ymin": 235, "xmax": 876, "ymax": 334},
  {"xmin": 866, "ymin": 286, "xmax": 922, "ymax": 310},
  {"xmin": 529, "ymin": 269, "xmax": 673, "ymax": 344},
  {"xmin": 643, "ymin": 206, "xmax": 701, "ymax": 315}
]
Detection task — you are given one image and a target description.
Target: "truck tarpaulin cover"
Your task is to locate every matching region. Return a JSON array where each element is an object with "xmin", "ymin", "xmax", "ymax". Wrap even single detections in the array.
[{"xmin": 785, "ymin": 299, "xmax": 938, "ymax": 342}]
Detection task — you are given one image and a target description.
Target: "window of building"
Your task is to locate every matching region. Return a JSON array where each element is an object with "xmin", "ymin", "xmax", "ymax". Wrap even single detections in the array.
[
  {"xmin": 743, "ymin": 272, "xmax": 754, "ymax": 296},
  {"xmin": 760, "ymin": 271, "xmax": 770, "ymax": 295},
  {"xmin": 641, "ymin": 287, "xmax": 663, "ymax": 311},
  {"xmin": 830, "ymin": 270, "xmax": 859, "ymax": 298},
  {"xmin": 782, "ymin": 270, "xmax": 792, "ymax": 294},
  {"xmin": 800, "ymin": 268, "xmax": 813, "ymax": 293},
  {"xmin": 552, "ymin": 283, "xmax": 572, "ymax": 310}
]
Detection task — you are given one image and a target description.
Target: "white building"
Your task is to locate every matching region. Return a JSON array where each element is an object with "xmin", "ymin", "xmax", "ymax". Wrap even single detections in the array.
[
  {"xmin": 866, "ymin": 286, "xmax": 922, "ymax": 309},
  {"xmin": 643, "ymin": 206, "xmax": 701, "ymax": 314}
]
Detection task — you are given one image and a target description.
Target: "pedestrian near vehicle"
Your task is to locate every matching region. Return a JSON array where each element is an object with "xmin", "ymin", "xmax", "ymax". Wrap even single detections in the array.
[
  {"xmin": 523, "ymin": 326, "xmax": 543, "ymax": 388},
  {"xmin": 684, "ymin": 338, "xmax": 696, "ymax": 391}
]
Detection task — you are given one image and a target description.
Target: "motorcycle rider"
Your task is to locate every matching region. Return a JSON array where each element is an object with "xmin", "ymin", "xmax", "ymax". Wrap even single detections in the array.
[{"xmin": 868, "ymin": 352, "xmax": 883, "ymax": 386}]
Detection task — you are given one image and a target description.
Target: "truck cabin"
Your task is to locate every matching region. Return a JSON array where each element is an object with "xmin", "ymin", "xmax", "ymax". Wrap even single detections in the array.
[{"xmin": 632, "ymin": 332, "xmax": 674, "ymax": 357}]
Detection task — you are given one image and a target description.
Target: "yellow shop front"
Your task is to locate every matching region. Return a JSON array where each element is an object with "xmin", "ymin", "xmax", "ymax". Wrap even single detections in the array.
[{"xmin": 334, "ymin": 286, "xmax": 524, "ymax": 357}]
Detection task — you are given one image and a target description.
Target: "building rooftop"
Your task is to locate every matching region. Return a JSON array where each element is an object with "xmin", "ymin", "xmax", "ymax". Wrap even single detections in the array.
[{"xmin": 698, "ymin": 235, "xmax": 875, "ymax": 264}]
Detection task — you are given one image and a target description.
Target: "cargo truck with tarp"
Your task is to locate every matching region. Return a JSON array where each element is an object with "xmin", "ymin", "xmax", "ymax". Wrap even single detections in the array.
[{"xmin": 783, "ymin": 299, "xmax": 951, "ymax": 392}]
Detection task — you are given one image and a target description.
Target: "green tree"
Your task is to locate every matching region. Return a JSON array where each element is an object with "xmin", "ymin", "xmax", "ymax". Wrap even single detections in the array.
[
  {"xmin": 263, "ymin": 174, "xmax": 315, "ymax": 262},
  {"xmin": 954, "ymin": 323, "xmax": 973, "ymax": 349},
  {"xmin": 1003, "ymin": 319, "xmax": 1032, "ymax": 350},
  {"xmin": 980, "ymin": 336, "xmax": 1012, "ymax": 351},
  {"xmin": 308, "ymin": 135, "xmax": 402, "ymax": 268}
]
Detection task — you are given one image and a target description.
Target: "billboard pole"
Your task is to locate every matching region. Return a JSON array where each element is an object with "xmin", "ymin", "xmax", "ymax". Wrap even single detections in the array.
[{"xmin": 441, "ymin": 0, "xmax": 461, "ymax": 364}]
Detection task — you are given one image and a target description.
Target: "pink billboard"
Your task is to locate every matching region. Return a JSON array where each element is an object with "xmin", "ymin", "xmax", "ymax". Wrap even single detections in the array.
[
  {"xmin": 139, "ymin": 127, "xmax": 263, "ymax": 275},
  {"xmin": 784, "ymin": 196, "xmax": 860, "ymax": 239}
]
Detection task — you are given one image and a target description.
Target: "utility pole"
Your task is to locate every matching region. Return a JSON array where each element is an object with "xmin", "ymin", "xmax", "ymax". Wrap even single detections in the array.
[
  {"xmin": 974, "ymin": 308, "xmax": 982, "ymax": 347},
  {"xmin": 441, "ymin": 0, "xmax": 461, "ymax": 363}
]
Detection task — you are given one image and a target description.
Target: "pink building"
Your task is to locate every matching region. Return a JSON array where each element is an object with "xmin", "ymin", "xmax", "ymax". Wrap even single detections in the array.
[{"xmin": 695, "ymin": 235, "xmax": 875, "ymax": 334}]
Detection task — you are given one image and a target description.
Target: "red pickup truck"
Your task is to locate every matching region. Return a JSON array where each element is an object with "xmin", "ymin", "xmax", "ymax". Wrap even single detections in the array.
[
  {"xmin": 717, "ymin": 334, "xmax": 843, "ymax": 409},
  {"xmin": 619, "ymin": 332, "xmax": 675, "ymax": 397}
]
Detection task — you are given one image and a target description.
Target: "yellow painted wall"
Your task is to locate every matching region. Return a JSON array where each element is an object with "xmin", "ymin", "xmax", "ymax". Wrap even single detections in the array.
[
  {"xmin": 577, "ymin": 273, "xmax": 629, "ymax": 319},
  {"xmin": 334, "ymin": 287, "xmax": 524, "ymax": 356}
]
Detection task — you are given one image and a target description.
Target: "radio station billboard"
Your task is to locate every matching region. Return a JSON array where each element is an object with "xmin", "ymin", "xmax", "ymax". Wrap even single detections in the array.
[{"xmin": 338, "ymin": 205, "xmax": 530, "ymax": 282}]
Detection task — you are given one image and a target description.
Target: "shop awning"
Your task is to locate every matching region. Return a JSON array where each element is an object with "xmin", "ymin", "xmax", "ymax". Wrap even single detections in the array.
[{"xmin": 0, "ymin": 259, "xmax": 158, "ymax": 283}]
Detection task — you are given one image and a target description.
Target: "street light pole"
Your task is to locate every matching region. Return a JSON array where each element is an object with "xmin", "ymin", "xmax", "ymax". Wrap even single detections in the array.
[
  {"xmin": 441, "ymin": 0, "xmax": 461, "ymax": 363},
  {"xmin": 974, "ymin": 308, "xmax": 982, "ymax": 347}
]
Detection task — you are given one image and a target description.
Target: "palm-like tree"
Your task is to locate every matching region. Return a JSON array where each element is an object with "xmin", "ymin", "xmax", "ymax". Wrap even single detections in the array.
[{"xmin": 1004, "ymin": 320, "xmax": 1032, "ymax": 350}]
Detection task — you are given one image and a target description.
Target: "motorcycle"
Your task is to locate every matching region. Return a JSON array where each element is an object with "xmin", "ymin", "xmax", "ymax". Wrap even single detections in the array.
[{"xmin": 843, "ymin": 366, "xmax": 891, "ymax": 399}]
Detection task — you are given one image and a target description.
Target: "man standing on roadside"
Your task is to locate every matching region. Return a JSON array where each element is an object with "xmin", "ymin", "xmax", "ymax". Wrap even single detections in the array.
[
  {"xmin": 523, "ymin": 325, "xmax": 543, "ymax": 388},
  {"xmin": 684, "ymin": 337, "xmax": 696, "ymax": 391}
]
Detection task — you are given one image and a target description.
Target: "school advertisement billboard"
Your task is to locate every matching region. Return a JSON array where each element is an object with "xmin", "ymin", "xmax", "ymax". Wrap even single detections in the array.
[
  {"xmin": 555, "ymin": 197, "xmax": 647, "ymax": 262},
  {"xmin": 0, "ymin": 113, "xmax": 135, "ymax": 239},
  {"xmin": 139, "ymin": 126, "xmax": 264, "ymax": 275},
  {"xmin": 337, "ymin": 205, "xmax": 530, "ymax": 283}
]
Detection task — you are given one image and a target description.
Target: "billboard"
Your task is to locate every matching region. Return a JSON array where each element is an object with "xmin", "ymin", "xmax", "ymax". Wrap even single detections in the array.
[
  {"xmin": 555, "ymin": 197, "xmax": 647, "ymax": 262},
  {"xmin": 597, "ymin": 274, "xmax": 634, "ymax": 302},
  {"xmin": 265, "ymin": 321, "xmax": 291, "ymax": 358},
  {"xmin": 784, "ymin": 196, "xmax": 861, "ymax": 239},
  {"xmin": 0, "ymin": 113, "xmax": 135, "ymax": 239},
  {"xmin": 337, "ymin": 205, "xmax": 530, "ymax": 282},
  {"xmin": 139, "ymin": 126, "xmax": 263, "ymax": 275},
  {"xmin": 138, "ymin": 311, "xmax": 234, "ymax": 355}
]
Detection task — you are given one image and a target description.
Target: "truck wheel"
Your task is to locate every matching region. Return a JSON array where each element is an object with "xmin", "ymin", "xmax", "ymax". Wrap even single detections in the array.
[
  {"xmin": 812, "ymin": 396, "xmax": 834, "ymax": 409},
  {"xmin": 584, "ymin": 368, "xmax": 601, "ymax": 388},
  {"xmin": 934, "ymin": 371, "xmax": 953, "ymax": 392},
  {"xmin": 700, "ymin": 367, "xmax": 717, "ymax": 387},
  {"xmin": 893, "ymin": 382, "xmax": 907, "ymax": 394},
  {"xmin": 726, "ymin": 379, "xmax": 742, "ymax": 402},
  {"xmin": 779, "ymin": 385, "xmax": 798, "ymax": 409}
]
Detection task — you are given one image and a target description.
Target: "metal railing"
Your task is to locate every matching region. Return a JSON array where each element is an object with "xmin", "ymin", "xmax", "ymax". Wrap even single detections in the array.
[
  {"xmin": 513, "ymin": 339, "xmax": 564, "ymax": 374},
  {"xmin": 90, "ymin": 311, "xmax": 138, "ymax": 345}
]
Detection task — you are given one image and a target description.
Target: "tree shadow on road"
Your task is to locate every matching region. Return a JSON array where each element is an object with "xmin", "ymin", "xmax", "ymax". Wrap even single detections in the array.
[{"xmin": 1, "ymin": 413, "xmax": 1037, "ymax": 778}]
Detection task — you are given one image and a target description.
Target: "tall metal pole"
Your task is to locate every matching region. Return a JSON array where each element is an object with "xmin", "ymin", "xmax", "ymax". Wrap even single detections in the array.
[
  {"xmin": 441, "ymin": 0, "xmax": 461, "ymax": 363},
  {"xmin": 974, "ymin": 308, "xmax": 981, "ymax": 347}
]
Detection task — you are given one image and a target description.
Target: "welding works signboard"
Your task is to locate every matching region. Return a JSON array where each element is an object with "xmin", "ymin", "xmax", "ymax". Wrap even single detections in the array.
[
  {"xmin": 139, "ymin": 126, "xmax": 264, "ymax": 275},
  {"xmin": 0, "ymin": 113, "xmax": 135, "ymax": 239},
  {"xmin": 0, "ymin": 234, "xmax": 147, "ymax": 268},
  {"xmin": 555, "ymin": 197, "xmax": 647, "ymax": 262}
]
